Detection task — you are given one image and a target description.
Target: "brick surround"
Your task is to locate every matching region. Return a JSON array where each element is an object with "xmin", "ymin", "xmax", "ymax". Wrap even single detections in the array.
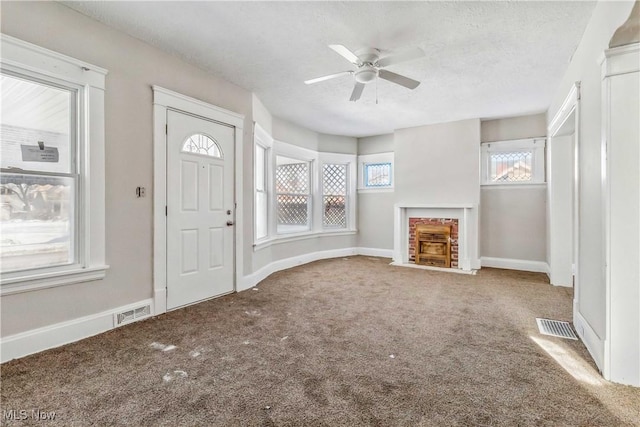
[{"xmin": 408, "ymin": 218, "xmax": 459, "ymax": 268}]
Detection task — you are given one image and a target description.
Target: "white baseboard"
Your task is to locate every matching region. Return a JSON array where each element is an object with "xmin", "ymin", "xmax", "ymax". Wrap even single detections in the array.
[
  {"xmin": 356, "ymin": 247, "xmax": 393, "ymax": 258},
  {"xmin": 573, "ymin": 305, "xmax": 604, "ymax": 373},
  {"xmin": 239, "ymin": 247, "xmax": 394, "ymax": 291},
  {"xmin": 481, "ymin": 256, "xmax": 549, "ymax": 274},
  {"xmin": 240, "ymin": 247, "xmax": 359, "ymax": 291},
  {"xmin": 0, "ymin": 298, "xmax": 153, "ymax": 363}
]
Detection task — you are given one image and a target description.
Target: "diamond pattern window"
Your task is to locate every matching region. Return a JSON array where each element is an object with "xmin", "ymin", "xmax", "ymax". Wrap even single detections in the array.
[
  {"xmin": 481, "ymin": 138, "xmax": 545, "ymax": 185},
  {"xmin": 364, "ymin": 162, "xmax": 392, "ymax": 187},
  {"xmin": 489, "ymin": 151, "xmax": 532, "ymax": 182},
  {"xmin": 276, "ymin": 156, "xmax": 310, "ymax": 233},
  {"xmin": 182, "ymin": 134, "xmax": 222, "ymax": 158},
  {"xmin": 323, "ymin": 164, "xmax": 347, "ymax": 228}
]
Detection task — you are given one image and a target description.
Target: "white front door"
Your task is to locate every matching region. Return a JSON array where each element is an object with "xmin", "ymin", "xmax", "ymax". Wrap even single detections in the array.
[{"xmin": 166, "ymin": 110, "xmax": 235, "ymax": 309}]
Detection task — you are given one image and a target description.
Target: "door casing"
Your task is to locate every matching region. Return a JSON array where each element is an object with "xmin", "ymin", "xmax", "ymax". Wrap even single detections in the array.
[{"xmin": 152, "ymin": 86, "xmax": 244, "ymax": 315}]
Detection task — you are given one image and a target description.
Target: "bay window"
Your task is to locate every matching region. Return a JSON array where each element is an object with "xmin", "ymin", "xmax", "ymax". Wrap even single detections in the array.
[{"xmin": 252, "ymin": 134, "xmax": 356, "ymax": 248}]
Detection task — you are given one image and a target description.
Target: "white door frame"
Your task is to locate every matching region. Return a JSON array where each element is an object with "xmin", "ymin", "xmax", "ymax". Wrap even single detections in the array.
[
  {"xmin": 152, "ymin": 86, "xmax": 244, "ymax": 314},
  {"xmin": 548, "ymin": 83, "xmax": 590, "ymax": 352}
]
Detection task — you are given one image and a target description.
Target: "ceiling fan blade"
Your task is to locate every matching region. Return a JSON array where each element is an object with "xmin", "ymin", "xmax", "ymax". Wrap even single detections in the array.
[
  {"xmin": 349, "ymin": 82, "xmax": 365, "ymax": 102},
  {"xmin": 304, "ymin": 71, "xmax": 353, "ymax": 85},
  {"xmin": 378, "ymin": 69, "xmax": 420, "ymax": 90},
  {"xmin": 377, "ymin": 47, "xmax": 425, "ymax": 68},
  {"xmin": 329, "ymin": 44, "xmax": 361, "ymax": 65}
]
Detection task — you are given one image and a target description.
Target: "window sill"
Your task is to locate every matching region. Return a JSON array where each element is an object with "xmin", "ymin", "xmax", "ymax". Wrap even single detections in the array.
[
  {"xmin": 481, "ymin": 183, "xmax": 547, "ymax": 189},
  {"xmin": 253, "ymin": 229, "xmax": 357, "ymax": 251},
  {"xmin": 0, "ymin": 265, "xmax": 109, "ymax": 296},
  {"xmin": 357, "ymin": 187, "xmax": 394, "ymax": 193}
]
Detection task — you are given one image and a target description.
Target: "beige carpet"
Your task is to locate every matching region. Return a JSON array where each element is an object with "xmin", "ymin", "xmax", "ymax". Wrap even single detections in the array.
[{"xmin": 1, "ymin": 256, "xmax": 639, "ymax": 426}]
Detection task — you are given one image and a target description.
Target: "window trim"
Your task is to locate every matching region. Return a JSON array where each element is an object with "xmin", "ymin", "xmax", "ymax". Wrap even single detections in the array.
[
  {"xmin": 358, "ymin": 152, "xmax": 394, "ymax": 192},
  {"xmin": 253, "ymin": 123, "xmax": 273, "ymax": 243},
  {"xmin": 0, "ymin": 35, "xmax": 108, "ymax": 295},
  {"xmin": 274, "ymin": 146, "xmax": 315, "ymax": 235},
  {"xmin": 480, "ymin": 138, "xmax": 546, "ymax": 186},
  {"xmin": 320, "ymin": 152, "xmax": 356, "ymax": 231}
]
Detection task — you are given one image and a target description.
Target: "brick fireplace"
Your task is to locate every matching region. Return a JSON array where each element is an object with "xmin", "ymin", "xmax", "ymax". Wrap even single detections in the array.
[
  {"xmin": 409, "ymin": 218, "xmax": 459, "ymax": 268},
  {"xmin": 393, "ymin": 204, "xmax": 478, "ymax": 272}
]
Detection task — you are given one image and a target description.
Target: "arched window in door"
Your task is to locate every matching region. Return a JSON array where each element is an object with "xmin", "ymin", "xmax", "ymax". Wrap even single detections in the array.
[{"xmin": 182, "ymin": 133, "xmax": 223, "ymax": 158}]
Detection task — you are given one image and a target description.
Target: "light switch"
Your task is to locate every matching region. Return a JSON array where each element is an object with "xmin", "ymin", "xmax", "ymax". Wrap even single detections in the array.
[{"xmin": 136, "ymin": 187, "xmax": 146, "ymax": 198}]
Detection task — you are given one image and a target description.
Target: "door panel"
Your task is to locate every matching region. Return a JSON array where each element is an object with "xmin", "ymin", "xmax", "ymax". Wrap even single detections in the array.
[
  {"xmin": 167, "ymin": 110, "xmax": 235, "ymax": 309},
  {"xmin": 181, "ymin": 160, "xmax": 199, "ymax": 211}
]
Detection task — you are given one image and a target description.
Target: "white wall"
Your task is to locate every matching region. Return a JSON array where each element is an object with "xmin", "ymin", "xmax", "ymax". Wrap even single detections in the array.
[
  {"xmin": 481, "ymin": 113, "xmax": 546, "ymax": 142},
  {"xmin": 395, "ymin": 119, "xmax": 480, "ymax": 205},
  {"xmin": 357, "ymin": 134, "xmax": 394, "ymax": 252},
  {"xmin": 394, "ymin": 119, "xmax": 481, "ymax": 265},
  {"xmin": 480, "ymin": 114, "xmax": 547, "ymax": 265},
  {"xmin": 481, "ymin": 185, "xmax": 547, "ymax": 262},
  {"xmin": 0, "ymin": 1, "xmax": 254, "ymax": 337},
  {"xmin": 547, "ymin": 0, "xmax": 635, "ymax": 371}
]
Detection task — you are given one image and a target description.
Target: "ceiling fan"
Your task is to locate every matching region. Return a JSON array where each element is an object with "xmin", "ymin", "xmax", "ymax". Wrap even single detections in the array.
[{"xmin": 304, "ymin": 44, "xmax": 425, "ymax": 102}]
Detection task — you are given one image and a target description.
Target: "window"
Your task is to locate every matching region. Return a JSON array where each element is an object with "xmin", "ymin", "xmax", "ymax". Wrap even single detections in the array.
[
  {"xmin": 182, "ymin": 133, "xmax": 222, "ymax": 158},
  {"xmin": 276, "ymin": 156, "xmax": 311, "ymax": 234},
  {"xmin": 252, "ymin": 135, "xmax": 356, "ymax": 248},
  {"xmin": 357, "ymin": 152, "xmax": 394, "ymax": 191},
  {"xmin": 254, "ymin": 123, "xmax": 273, "ymax": 242},
  {"xmin": 255, "ymin": 144, "xmax": 268, "ymax": 240},
  {"xmin": 0, "ymin": 35, "xmax": 107, "ymax": 294},
  {"xmin": 322, "ymin": 164, "xmax": 347, "ymax": 228},
  {"xmin": 364, "ymin": 162, "xmax": 392, "ymax": 187},
  {"xmin": 481, "ymin": 138, "xmax": 546, "ymax": 185},
  {"xmin": 0, "ymin": 74, "xmax": 77, "ymax": 273}
]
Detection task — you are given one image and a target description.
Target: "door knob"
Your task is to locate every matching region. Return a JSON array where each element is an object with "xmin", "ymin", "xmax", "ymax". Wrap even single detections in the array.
[{"xmin": 226, "ymin": 221, "xmax": 234, "ymax": 226}]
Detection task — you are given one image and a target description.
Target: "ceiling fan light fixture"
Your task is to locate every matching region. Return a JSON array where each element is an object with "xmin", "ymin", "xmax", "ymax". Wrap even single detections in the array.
[{"xmin": 355, "ymin": 67, "xmax": 377, "ymax": 84}]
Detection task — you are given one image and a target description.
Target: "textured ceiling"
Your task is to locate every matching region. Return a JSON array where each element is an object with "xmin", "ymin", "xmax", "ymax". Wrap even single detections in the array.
[{"xmin": 62, "ymin": 1, "xmax": 596, "ymax": 137}]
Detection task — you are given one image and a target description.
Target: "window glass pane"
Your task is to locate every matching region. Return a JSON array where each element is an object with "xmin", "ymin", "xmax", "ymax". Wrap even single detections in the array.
[
  {"xmin": 275, "ymin": 156, "xmax": 310, "ymax": 234},
  {"xmin": 365, "ymin": 162, "xmax": 391, "ymax": 187},
  {"xmin": 276, "ymin": 194, "xmax": 309, "ymax": 233},
  {"xmin": 0, "ymin": 174, "xmax": 75, "ymax": 272},
  {"xmin": 1, "ymin": 74, "xmax": 73, "ymax": 174},
  {"xmin": 255, "ymin": 145, "xmax": 265, "ymax": 191},
  {"xmin": 256, "ymin": 191, "xmax": 267, "ymax": 240},
  {"xmin": 276, "ymin": 156, "xmax": 308, "ymax": 193},
  {"xmin": 489, "ymin": 151, "xmax": 532, "ymax": 182},
  {"xmin": 182, "ymin": 134, "xmax": 222, "ymax": 158},
  {"xmin": 323, "ymin": 164, "xmax": 347, "ymax": 228}
]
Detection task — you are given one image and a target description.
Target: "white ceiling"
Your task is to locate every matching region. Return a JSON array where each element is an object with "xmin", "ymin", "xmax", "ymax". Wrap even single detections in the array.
[{"xmin": 62, "ymin": 1, "xmax": 596, "ymax": 138}]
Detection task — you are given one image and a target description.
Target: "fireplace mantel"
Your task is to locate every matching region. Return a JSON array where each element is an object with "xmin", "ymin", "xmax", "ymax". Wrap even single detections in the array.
[{"xmin": 393, "ymin": 203, "xmax": 479, "ymax": 272}]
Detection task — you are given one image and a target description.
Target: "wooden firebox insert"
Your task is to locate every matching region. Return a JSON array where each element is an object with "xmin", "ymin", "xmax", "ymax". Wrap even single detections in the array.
[{"xmin": 414, "ymin": 224, "xmax": 451, "ymax": 268}]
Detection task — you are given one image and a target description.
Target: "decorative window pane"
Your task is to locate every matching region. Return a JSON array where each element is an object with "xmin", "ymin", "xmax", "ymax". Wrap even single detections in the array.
[
  {"xmin": 323, "ymin": 164, "xmax": 347, "ymax": 228},
  {"xmin": 275, "ymin": 160, "xmax": 308, "ymax": 193},
  {"xmin": 1, "ymin": 73, "xmax": 77, "ymax": 273},
  {"xmin": 364, "ymin": 162, "xmax": 392, "ymax": 187},
  {"xmin": 276, "ymin": 156, "xmax": 310, "ymax": 234},
  {"xmin": 182, "ymin": 133, "xmax": 222, "ymax": 158},
  {"xmin": 489, "ymin": 151, "xmax": 532, "ymax": 182}
]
